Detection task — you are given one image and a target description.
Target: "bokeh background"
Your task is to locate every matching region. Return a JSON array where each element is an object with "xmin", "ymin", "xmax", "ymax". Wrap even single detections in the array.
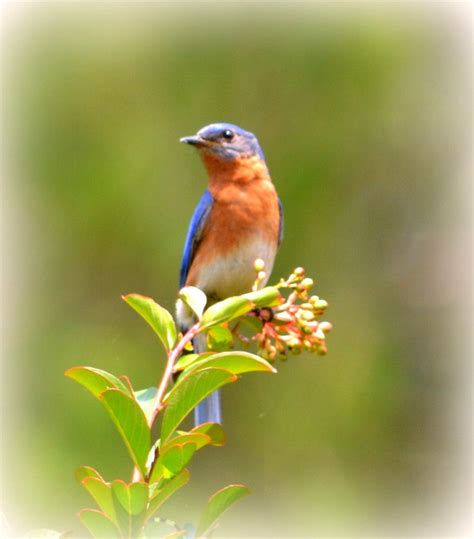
[{"xmin": 2, "ymin": 2, "xmax": 472, "ymax": 537}]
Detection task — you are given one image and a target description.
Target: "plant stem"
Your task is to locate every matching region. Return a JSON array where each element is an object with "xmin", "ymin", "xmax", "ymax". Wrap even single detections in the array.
[
  {"xmin": 275, "ymin": 291, "xmax": 298, "ymax": 312},
  {"xmin": 148, "ymin": 322, "xmax": 201, "ymax": 429},
  {"xmin": 131, "ymin": 322, "xmax": 201, "ymax": 482}
]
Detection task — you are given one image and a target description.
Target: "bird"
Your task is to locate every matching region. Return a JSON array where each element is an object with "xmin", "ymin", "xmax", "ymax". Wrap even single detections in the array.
[{"xmin": 177, "ymin": 122, "xmax": 283, "ymax": 426}]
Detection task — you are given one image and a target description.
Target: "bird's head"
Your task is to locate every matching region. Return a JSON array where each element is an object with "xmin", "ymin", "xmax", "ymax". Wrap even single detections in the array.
[{"xmin": 180, "ymin": 123, "xmax": 265, "ymax": 162}]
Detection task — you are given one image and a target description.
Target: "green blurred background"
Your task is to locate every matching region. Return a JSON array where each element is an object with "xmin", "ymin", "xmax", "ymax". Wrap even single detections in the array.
[{"xmin": 2, "ymin": 3, "xmax": 471, "ymax": 537}]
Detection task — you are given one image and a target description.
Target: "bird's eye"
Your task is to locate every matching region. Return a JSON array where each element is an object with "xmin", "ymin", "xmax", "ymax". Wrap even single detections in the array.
[{"xmin": 222, "ymin": 129, "xmax": 234, "ymax": 141}]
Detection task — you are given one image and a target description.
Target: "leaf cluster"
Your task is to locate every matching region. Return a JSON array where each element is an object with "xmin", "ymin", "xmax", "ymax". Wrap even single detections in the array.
[
  {"xmin": 26, "ymin": 267, "xmax": 331, "ymax": 538},
  {"xmin": 63, "ymin": 286, "xmax": 281, "ymax": 538}
]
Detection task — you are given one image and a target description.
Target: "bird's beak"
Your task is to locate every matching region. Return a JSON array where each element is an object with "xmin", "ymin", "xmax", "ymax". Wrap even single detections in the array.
[{"xmin": 180, "ymin": 135, "xmax": 207, "ymax": 146}]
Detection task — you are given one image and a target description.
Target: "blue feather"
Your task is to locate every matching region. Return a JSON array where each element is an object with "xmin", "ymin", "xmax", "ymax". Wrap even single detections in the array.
[
  {"xmin": 278, "ymin": 197, "xmax": 284, "ymax": 245},
  {"xmin": 178, "ymin": 190, "xmax": 221, "ymax": 425},
  {"xmin": 179, "ymin": 189, "xmax": 214, "ymax": 288},
  {"xmin": 194, "ymin": 390, "xmax": 222, "ymax": 425}
]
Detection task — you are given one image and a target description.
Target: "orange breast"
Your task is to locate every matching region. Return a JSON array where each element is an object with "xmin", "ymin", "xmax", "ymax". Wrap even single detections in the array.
[{"xmin": 186, "ymin": 167, "xmax": 280, "ymax": 299}]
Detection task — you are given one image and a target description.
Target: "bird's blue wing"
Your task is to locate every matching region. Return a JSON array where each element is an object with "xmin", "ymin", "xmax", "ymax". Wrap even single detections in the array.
[
  {"xmin": 278, "ymin": 197, "xmax": 284, "ymax": 246},
  {"xmin": 179, "ymin": 189, "xmax": 214, "ymax": 288}
]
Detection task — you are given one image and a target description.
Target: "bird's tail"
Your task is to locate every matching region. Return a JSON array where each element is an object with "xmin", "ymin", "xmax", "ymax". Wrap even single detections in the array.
[
  {"xmin": 193, "ymin": 332, "xmax": 222, "ymax": 426},
  {"xmin": 178, "ymin": 321, "xmax": 222, "ymax": 426},
  {"xmin": 194, "ymin": 390, "xmax": 222, "ymax": 426}
]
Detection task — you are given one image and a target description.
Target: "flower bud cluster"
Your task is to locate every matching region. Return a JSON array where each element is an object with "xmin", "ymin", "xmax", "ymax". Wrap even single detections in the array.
[{"xmin": 253, "ymin": 265, "xmax": 332, "ymax": 362}]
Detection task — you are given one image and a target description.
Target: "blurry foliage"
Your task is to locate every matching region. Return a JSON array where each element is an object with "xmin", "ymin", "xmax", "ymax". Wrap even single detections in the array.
[{"xmin": 2, "ymin": 4, "xmax": 468, "ymax": 537}]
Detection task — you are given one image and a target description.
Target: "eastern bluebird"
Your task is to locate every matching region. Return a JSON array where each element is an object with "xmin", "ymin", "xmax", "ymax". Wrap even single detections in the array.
[{"xmin": 177, "ymin": 122, "xmax": 283, "ymax": 426}]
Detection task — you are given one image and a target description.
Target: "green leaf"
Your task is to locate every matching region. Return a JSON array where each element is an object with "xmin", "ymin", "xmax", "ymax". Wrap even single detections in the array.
[
  {"xmin": 82, "ymin": 477, "xmax": 117, "ymax": 524},
  {"xmin": 111, "ymin": 480, "xmax": 149, "ymax": 516},
  {"xmin": 200, "ymin": 297, "xmax": 254, "ymax": 329},
  {"xmin": 173, "ymin": 353, "xmax": 200, "ymax": 372},
  {"xmin": 191, "ymin": 423, "xmax": 226, "ymax": 446},
  {"xmin": 163, "ymin": 431, "xmax": 211, "ymax": 451},
  {"xmin": 79, "ymin": 509, "xmax": 120, "ymax": 539},
  {"xmin": 111, "ymin": 481, "xmax": 149, "ymax": 537},
  {"xmin": 119, "ymin": 375, "xmax": 135, "ymax": 394},
  {"xmin": 197, "ymin": 485, "xmax": 251, "ymax": 536},
  {"xmin": 149, "ymin": 432, "xmax": 211, "ymax": 483},
  {"xmin": 99, "ymin": 389, "xmax": 151, "ymax": 478},
  {"xmin": 181, "ymin": 351, "xmax": 276, "ymax": 380},
  {"xmin": 146, "ymin": 469, "xmax": 190, "ymax": 519},
  {"xmin": 134, "ymin": 387, "xmax": 158, "ymax": 424},
  {"xmin": 207, "ymin": 325, "xmax": 233, "ymax": 352},
  {"xmin": 241, "ymin": 286, "xmax": 283, "ymax": 307},
  {"xmin": 179, "ymin": 286, "xmax": 207, "ymax": 319},
  {"xmin": 161, "ymin": 368, "xmax": 237, "ymax": 442},
  {"xmin": 65, "ymin": 366, "xmax": 131, "ymax": 397},
  {"xmin": 174, "ymin": 352, "xmax": 212, "ymax": 373},
  {"xmin": 75, "ymin": 466, "xmax": 104, "ymax": 484},
  {"xmin": 150, "ymin": 442, "xmax": 197, "ymax": 483},
  {"xmin": 199, "ymin": 288, "xmax": 282, "ymax": 331},
  {"xmin": 123, "ymin": 293, "xmax": 177, "ymax": 352}
]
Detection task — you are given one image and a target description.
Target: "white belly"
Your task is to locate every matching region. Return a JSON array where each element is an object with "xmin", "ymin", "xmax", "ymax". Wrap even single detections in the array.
[
  {"xmin": 176, "ymin": 236, "xmax": 276, "ymax": 330},
  {"xmin": 196, "ymin": 236, "xmax": 276, "ymax": 300}
]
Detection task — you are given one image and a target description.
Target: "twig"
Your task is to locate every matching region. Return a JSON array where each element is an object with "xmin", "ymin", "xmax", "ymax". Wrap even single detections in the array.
[
  {"xmin": 132, "ymin": 322, "xmax": 201, "ymax": 482},
  {"xmin": 148, "ymin": 322, "xmax": 201, "ymax": 428},
  {"xmin": 275, "ymin": 291, "xmax": 298, "ymax": 312}
]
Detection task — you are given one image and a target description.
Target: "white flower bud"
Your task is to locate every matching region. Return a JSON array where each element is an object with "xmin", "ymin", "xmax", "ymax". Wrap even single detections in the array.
[{"xmin": 319, "ymin": 321, "xmax": 333, "ymax": 333}]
